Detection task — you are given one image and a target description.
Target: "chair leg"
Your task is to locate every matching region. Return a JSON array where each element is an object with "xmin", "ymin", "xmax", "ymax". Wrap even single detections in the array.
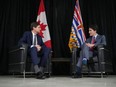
[
  {"xmin": 101, "ymin": 71, "xmax": 103, "ymax": 78},
  {"xmin": 23, "ymin": 70, "xmax": 25, "ymax": 78}
]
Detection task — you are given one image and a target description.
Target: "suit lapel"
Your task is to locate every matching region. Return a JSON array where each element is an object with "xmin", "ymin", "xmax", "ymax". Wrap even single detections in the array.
[{"xmin": 96, "ymin": 35, "xmax": 100, "ymax": 41}]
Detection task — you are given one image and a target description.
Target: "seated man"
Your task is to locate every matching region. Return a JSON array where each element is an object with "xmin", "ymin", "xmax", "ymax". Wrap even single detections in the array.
[
  {"xmin": 76, "ymin": 24, "xmax": 106, "ymax": 78},
  {"xmin": 18, "ymin": 22, "xmax": 50, "ymax": 79}
]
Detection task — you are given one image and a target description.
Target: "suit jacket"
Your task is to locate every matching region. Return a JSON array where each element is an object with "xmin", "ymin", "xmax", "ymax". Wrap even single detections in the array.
[
  {"xmin": 85, "ymin": 34, "xmax": 106, "ymax": 47},
  {"xmin": 18, "ymin": 31, "xmax": 45, "ymax": 49}
]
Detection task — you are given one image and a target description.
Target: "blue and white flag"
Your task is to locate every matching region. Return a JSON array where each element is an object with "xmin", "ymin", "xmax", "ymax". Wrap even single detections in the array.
[{"xmin": 68, "ymin": 0, "xmax": 86, "ymax": 51}]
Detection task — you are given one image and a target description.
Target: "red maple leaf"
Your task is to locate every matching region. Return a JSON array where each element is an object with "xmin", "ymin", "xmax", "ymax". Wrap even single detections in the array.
[{"xmin": 39, "ymin": 22, "xmax": 47, "ymax": 38}]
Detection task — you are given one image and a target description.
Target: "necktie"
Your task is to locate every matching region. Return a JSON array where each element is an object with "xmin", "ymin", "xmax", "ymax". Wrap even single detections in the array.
[
  {"xmin": 91, "ymin": 36, "xmax": 95, "ymax": 44},
  {"xmin": 33, "ymin": 35, "xmax": 36, "ymax": 45},
  {"xmin": 90, "ymin": 36, "xmax": 95, "ymax": 51}
]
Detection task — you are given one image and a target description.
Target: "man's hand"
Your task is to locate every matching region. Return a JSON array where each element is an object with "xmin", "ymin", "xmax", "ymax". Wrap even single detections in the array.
[
  {"xmin": 86, "ymin": 43, "xmax": 95, "ymax": 48},
  {"xmin": 35, "ymin": 45, "xmax": 41, "ymax": 51}
]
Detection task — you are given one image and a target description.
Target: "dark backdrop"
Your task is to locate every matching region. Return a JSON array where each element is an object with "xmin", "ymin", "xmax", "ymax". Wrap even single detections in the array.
[{"xmin": 0, "ymin": 0, "xmax": 116, "ymax": 74}]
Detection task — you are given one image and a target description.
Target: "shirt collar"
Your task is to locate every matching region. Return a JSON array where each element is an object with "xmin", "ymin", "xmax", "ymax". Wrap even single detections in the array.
[
  {"xmin": 32, "ymin": 31, "xmax": 37, "ymax": 36},
  {"xmin": 94, "ymin": 34, "xmax": 98, "ymax": 39}
]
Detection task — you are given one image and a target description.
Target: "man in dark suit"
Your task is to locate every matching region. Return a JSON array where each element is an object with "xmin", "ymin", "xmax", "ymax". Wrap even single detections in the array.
[
  {"xmin": 18, "ymin": 22, "xmax": 50, "ymax": 79},
  {"xmin": 76, "ymin": 24, "xmax": 106, "ymax": 78}
]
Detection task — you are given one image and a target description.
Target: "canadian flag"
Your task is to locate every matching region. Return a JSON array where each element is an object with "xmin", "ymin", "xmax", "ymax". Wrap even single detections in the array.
[{"xmin": 37, "ymin": 0, "xmax": 51, "ymax": 48}]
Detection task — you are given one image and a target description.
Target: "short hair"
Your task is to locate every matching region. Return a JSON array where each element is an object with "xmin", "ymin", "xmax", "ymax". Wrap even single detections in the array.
[
  {"xmin": 89, "ymin": 24, "xmax": 98, "ymax": 31},
  {"xmin": 30, "ymin": 22, "xmax": 39, "ymax": 30}
]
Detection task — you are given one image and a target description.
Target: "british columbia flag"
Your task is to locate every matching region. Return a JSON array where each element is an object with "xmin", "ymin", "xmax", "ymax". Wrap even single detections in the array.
[{"xmin": 68, "ymin": 0, "xmax": 86, "ymax": 51}]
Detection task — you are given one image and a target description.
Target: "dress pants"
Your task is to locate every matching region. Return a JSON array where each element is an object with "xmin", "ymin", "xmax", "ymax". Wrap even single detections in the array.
[
  {"xmin": 76, "ymin": 43, "xmax": 93, "ymax": 68},
  {"xmin": 29, "ymin": 47, "xmax": 50, "ymax": 73}
]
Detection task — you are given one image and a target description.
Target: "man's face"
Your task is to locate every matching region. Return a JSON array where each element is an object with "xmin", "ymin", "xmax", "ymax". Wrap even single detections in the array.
[
  {"xmin": 89, "ymin": 28, "xmax": 96, "ymax": 36},
  {"xmin": 33, "ymin": 25, "xmax": 41, "ymax": 33}
]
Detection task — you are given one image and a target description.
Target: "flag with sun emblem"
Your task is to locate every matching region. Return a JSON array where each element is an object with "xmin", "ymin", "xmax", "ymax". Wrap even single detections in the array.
[
  {"xmin": 68, "ymin": 0, "xmax": 86, "ymax": 51},
  {"xmin": 37, "ymin": 0, "xmax": 51, "ymax": 48}
]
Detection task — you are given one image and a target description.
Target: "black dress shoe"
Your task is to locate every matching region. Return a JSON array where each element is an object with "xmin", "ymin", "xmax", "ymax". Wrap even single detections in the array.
[
  {"xmin": 74, "ymin": 74, "xmax": 82, "ymax": 78},
  {"xmin": 74, "ymin": 73, "xmax": 82, "ymax": 78},
  {"xmin": 36, "ymin": 72, "xmax": 46, "ymax": 79}
]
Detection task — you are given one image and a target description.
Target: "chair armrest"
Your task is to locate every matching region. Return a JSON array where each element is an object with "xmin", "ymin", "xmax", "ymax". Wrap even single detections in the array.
[
  {"xmin": 72, "ymin": 47, "xmax": 81, "ymax": 51},
  {"xmin": 9, "ymin": 45, "xmax": 23, "ymax": 53},
  {"xmin": 96, "ymin": 44, "xmax": 110, "ymax": 52},
  {"xmin": 9, "ymin": 44, "xmax": 28, "ymax": 53},
  {"xmin": 8, "ymin": 44, "xmax": 28, "ymax": 73},
  {"xmin": 9, "ymin": 44, "xmax": 28, "ymax": 64},
  {"xmin": 72, "ymin": 48, "xmax": 81, "ymax": 57},
  {"xmin": 96, "ymin": 44, "xmax": 105, "ymax": 49},
  {"xmin": 96, "ymin": 44, "xmax": 111, "ymax": 64},
  {"xmin": 21, "ymin": 44, "xmax": 28, "ymax": 49}
]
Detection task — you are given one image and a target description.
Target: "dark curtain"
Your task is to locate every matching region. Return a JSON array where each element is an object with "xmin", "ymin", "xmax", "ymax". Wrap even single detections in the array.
[
  {"xmin": 0, "ymin": 0, "xmax": 116, "ymax": 74},
  {"xmin": 52, "ymin": 0, "xmax": 75, "ymax": 58}
]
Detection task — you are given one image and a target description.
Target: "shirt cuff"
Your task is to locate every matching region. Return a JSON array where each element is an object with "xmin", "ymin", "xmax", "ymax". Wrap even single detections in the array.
[{"xmin": 30, "ymin": 45, "xmax": 34, "ymax": 48}]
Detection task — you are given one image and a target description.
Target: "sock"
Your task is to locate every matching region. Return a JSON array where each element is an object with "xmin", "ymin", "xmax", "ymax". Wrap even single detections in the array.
[
  {"xmin": 82, "ymin": 58, "xmax": 87, "ymax": 65},
  {"xmin": 34, "ymin": 65, "xmax": 40, "ymax": 73},
  {"xmin": 40, "ymin": 67, "xmax": 44, "ymax": 73}
]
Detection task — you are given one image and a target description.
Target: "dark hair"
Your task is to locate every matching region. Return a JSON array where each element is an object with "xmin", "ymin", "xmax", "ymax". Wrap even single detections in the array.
[
  {"xmin": 89, "ymin": 24, "xmax": 98, "ymax": 31},
  {"xmin": 30, "ymin": 22, "xmax": 39, "ymax": 30}
]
